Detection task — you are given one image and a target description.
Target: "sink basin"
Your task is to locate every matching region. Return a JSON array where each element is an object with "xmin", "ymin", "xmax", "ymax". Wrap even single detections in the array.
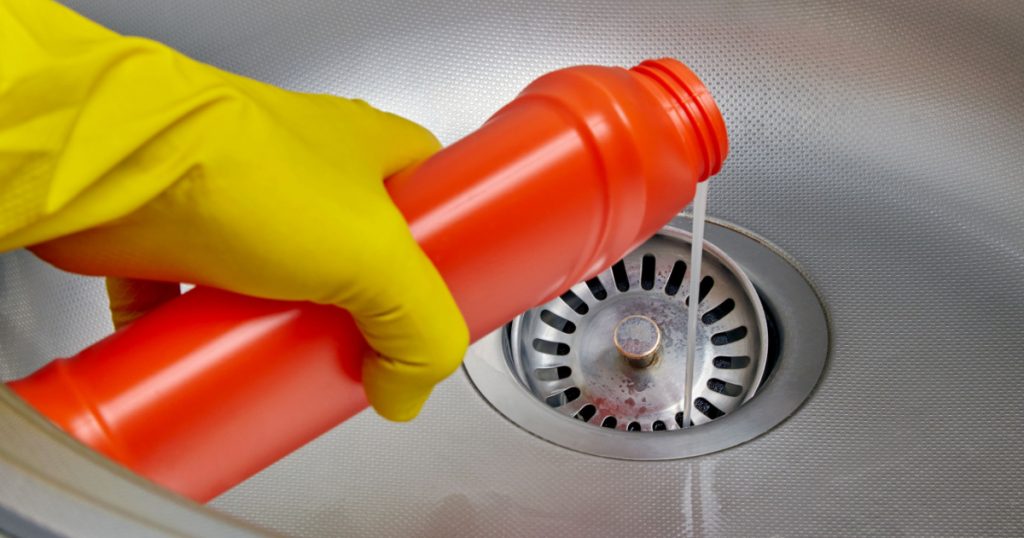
[{"xmin": 2, "ymin": 0, "xmax": 1022, "ymax": 535}]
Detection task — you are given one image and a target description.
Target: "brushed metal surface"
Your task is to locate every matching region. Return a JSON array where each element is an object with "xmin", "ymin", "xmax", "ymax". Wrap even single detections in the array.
[{"xmin": 2, "ymin": 0, "xmax": 1023, "ymax": 536}]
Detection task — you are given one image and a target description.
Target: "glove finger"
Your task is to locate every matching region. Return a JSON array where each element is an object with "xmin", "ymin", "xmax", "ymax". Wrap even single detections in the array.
[
  {"xmin": 361, "ymin": 356, "xmax": 437, "ymax": 422},
  {"xmin": 342, "ymin": 99, "xmax": 442, "ymax": 176},
  {"xmin": 342, "ymin": 218, "xmax": 468, "ymax": 422},
  {"xmin": 105, "ymin": 277, "xmax": 181, "ymax": 330}
]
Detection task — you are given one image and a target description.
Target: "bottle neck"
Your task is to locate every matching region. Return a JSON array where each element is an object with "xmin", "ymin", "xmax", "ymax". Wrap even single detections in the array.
[{"xmin": 629, "ymin": 58, "xmax": 728, "ymax": 182}]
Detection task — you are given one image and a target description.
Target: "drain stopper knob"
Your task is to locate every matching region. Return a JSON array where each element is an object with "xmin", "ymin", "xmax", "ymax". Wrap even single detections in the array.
[{"xmin": 613, "ymin": 315, "xmax": 661, "ymax": 368}]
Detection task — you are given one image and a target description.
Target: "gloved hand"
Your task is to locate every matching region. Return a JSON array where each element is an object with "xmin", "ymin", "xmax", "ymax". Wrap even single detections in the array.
[{"xmin": 0, "ymin": 0, "xmax": 469, "ymax": 421}]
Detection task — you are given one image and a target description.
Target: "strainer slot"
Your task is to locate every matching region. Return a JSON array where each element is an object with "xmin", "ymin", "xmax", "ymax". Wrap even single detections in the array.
[
  {"xmin": 586, "ymin": 277, "xmax": 608, "ymax": 300},
  {"xmin": 540, "ymin": 310, "xmax": 576, "ymax": 334},
  {"xmin": 707, "ymin": 378, "xmax": 743, "ymax": 397},
  {"xmin": 665, "ymin": 260, "xmax": 687, "ymax": 296},
  {"xmin": 652, "ymin": 420, "xmax": 666, "ymax": 431},
  {"xmin": 641, "ymin": 254, "xmax": 656, "ymax": 290},
  {"xmin": 545, "ymin": 386, "xmax": 581, "ymax": 407},
  {"xmin": 559, "ymin": 290, "xmax": 589, "ymax": 315},
  {"xmin": 627, "ymin": 421, "xmax": 641, "ymax": 432},
  {"xmin": 532, "ymin": 339, "xmax": 569, "ymax": 355},
  {"xmin": 601, "ymin": 416, "xmax": 618, "ymax": 428},
  {"xmin": 574, "ymin": 404, "xmax": 597, "ymax": 422},
  {"xmin": 674, "ymin": 411, "xmax": 689, "ymax": 428},
  {"xmin": 702, "ymin": 298, "xmax": 735, "ymax": 325},
  {"xmin": 685, "ymin": 275, "xmax": 715, "ymax": 306},
  {"xmin": 711, "ymin": 326, "xmax": 747, "ymax": 346},
  {"xmin": 694, "ymin": 397, "xmax": 724, "ymax": 419},
  {"xmin": 712, "ymin": 356, "xmax": 750, "ymax": 369},
  {"xmin": 534, "ymin": 366, "xmax": 572, "ymax": 381},
  {"xmin": 612, "ymin": 260, "xmax": 630, "ymax": 292}
]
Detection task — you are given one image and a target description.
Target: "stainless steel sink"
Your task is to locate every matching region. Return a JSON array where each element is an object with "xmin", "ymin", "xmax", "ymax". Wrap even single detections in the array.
[{"xmin": 2, "ymin": 0, "xmax": 1022, "ymax": 536}]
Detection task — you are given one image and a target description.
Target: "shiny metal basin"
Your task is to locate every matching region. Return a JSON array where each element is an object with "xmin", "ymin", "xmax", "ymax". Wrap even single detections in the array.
[{"xmin": 2, "ymin": 1, "xmax": 1022, "ymax": 536}]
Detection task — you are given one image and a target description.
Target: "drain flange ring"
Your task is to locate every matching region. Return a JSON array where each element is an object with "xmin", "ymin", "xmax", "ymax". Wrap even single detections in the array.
[{"xmin": 463, "ymin": 216, "xmax": 829, "ymax": 460}]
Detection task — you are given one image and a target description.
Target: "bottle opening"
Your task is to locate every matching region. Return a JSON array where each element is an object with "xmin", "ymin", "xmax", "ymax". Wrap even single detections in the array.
[{"xmin": 630, "ymin": 58, "xmax": 728, "ymax": 181}]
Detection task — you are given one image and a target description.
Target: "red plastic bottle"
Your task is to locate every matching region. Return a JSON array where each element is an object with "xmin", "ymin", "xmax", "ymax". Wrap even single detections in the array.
[{"xmin": 8, "ymin": 58, "xmax": 727, "ymax": 502}]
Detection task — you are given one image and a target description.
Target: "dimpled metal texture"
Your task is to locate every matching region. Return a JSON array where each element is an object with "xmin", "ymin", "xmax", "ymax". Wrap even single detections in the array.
[{"xmin": 0, "ymin": 0, "xmax": 1021, "ymax": 536}]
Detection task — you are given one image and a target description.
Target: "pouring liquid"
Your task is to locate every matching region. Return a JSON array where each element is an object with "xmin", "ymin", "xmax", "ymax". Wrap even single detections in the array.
[{"xmin": 681, "ymin": 181, "xmax": 709, "ymax": 428}]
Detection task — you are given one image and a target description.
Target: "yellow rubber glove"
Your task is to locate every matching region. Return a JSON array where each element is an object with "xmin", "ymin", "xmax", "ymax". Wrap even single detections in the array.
[{"xmin": 0, "ymin": 0, "xmax": 469, "ymax": 421}]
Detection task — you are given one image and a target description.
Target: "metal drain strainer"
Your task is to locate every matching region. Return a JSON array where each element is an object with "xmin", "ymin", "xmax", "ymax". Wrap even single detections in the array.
[
  {"xmin": 511, "ymin": 228, "xmax": 768, "ymax": 432},
  {"xmin": 464, "ymin": 217, "xmax": 827, "ymax": 460}
]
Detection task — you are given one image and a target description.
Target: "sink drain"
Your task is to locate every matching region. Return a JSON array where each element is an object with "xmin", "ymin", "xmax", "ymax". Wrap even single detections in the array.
[
  {"xmin": 464, "ymin": 216, "xmax": 829, "ymax": 460},
  {"xmin": 510, "ymin": 229, "xmax": 768, "ymax": 431}
]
